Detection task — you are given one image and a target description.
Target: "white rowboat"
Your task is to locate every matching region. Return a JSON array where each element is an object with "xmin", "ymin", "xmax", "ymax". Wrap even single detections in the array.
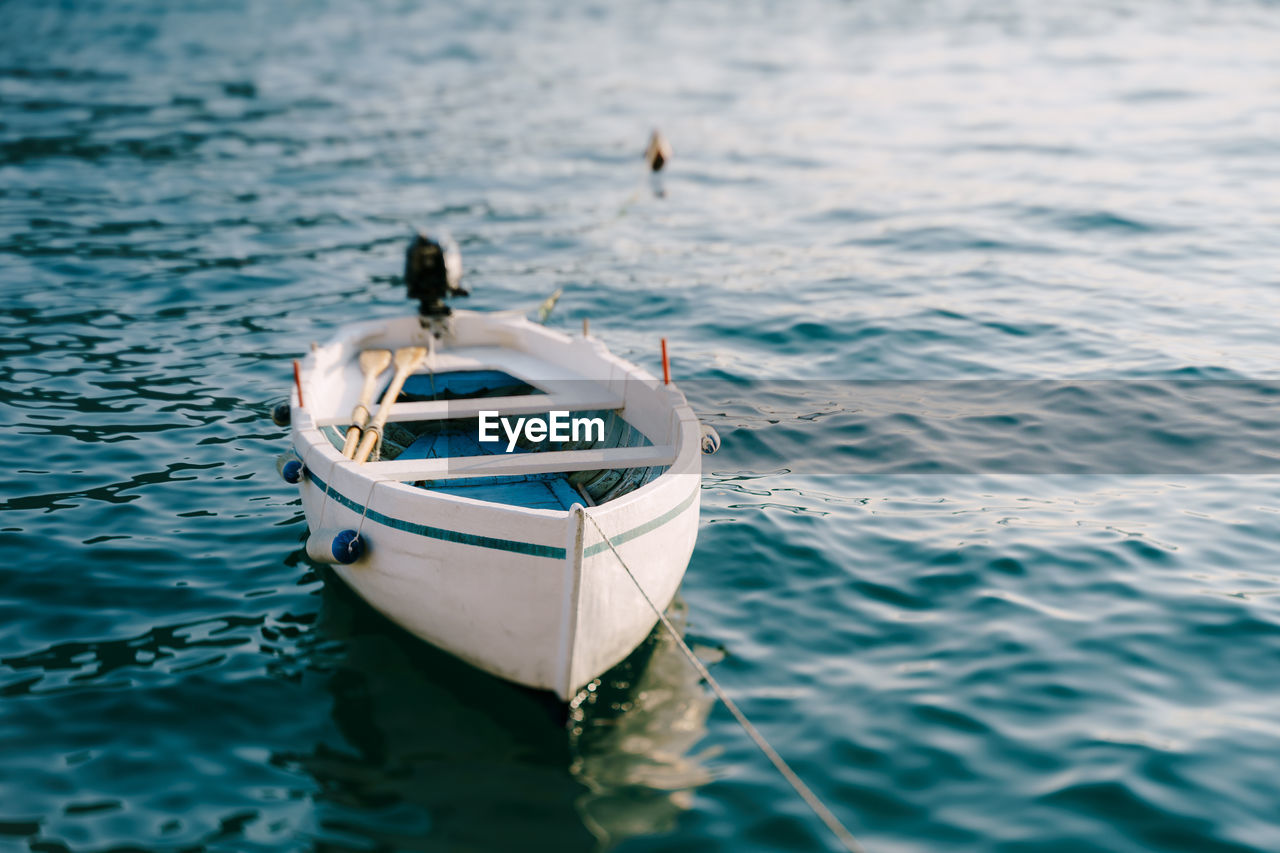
[{"xmin": 284, "ymin": 307, "xmax": 702, "ymax": 701}]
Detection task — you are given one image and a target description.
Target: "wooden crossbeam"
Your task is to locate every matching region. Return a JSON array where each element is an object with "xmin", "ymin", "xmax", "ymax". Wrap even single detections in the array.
[
  {"xmin": 314, "ymin": 390, "xmax": 624, "ymax": 428},
  {"xmin": 347, "ymin": 445, "xmax": 676, "ymax": 483}
]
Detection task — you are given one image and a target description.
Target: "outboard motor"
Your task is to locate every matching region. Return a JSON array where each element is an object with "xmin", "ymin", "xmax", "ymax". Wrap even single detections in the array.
[{"xmin": 404, "ymin": 231, "xmax": 467, "ymax": 323}]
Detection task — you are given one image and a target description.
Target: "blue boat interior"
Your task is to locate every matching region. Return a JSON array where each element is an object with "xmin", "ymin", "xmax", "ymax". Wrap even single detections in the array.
[
  {"xmin": 394, "ymin": 430, "xmax": 584, "ymax": 511},
  {"xmin": 324, "ymin": 370, "xmax": 666, "ymax": 510},
  {"xmin": 395, "ymin": 369, "xmax": 540, "ymax": 402}
]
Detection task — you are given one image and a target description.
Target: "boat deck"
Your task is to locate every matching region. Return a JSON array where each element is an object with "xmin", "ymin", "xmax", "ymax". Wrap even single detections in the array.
[
  {"xmin": 316, "ymin": 355, "xmax": 671, "ymax": 509},
  {"xmin": 312, "ymin": 346, "xmax": 624, "ymax": 428},
  {"xmin": 397, "ymin": 429, "xmax": 583, "ymax": 511}
]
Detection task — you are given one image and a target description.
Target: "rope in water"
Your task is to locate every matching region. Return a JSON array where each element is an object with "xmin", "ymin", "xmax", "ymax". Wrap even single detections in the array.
[{"xmin": 581, "ymin": 510, "xmax": 865, "ymax": 853}]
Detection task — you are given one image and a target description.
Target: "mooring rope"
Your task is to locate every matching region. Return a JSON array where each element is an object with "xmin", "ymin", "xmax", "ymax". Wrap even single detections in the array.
[
  {"xmin": 355, "ymin": 479, "xmax": 378, "ymax": 541},
  {"xmin": 581, "ymin": 510, "xmax": 865, "ymax": 853},
  {"xmin": 315, "ymin": 459, "xmax": 335, "ymax": 529}
]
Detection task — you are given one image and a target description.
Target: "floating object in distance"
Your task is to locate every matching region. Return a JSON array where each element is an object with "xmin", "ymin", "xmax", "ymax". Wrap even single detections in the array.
[
  {"xmin": 272, "ymin": 402, "xmax": 291, "ymax": 427},
  {"xmin": 280, "ymin": 233, "xmax": 703, "ymax": 701},
  {"xmin": 645, "ymin": 129, "xmax": 671, "ymax": 172}
]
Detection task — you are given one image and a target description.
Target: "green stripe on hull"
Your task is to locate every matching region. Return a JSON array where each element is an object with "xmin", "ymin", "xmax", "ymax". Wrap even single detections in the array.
[
  {"xmin": 308, "ymin": 472, "xmax": 565, "ymax": 559},
  {"xmin": 305, "ymin": 472, "xmax": 696, "ymax": 561},
  {"xmin": 582, "ymin": 489, "xmax": 698, "ymax": 557}
]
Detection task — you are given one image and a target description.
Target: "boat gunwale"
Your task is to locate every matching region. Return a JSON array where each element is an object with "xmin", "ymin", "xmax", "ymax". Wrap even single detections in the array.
[
  {"xmin": 293, "ymin": 399, "xmax": 699, "ymax": 522},
  {"xmin": 290, "ymin": 310, "xmax": 703, "ymax": 557},
  {"xmin": 301, "ymin": 465, "xmax": 699, "ymax": 561}
]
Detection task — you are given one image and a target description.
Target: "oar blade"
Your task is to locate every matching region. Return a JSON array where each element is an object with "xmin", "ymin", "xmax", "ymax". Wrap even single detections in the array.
[
  {"xmin": 353, "ymin": 346, "xmax": 427, "ymax": 464},
  {"xmin": 394, "ymin": 346, "xmax": 427, "ymax": 372},
  {"xmin": 360, "ymin": 348, "xmax": 392, "ymax": 376}
]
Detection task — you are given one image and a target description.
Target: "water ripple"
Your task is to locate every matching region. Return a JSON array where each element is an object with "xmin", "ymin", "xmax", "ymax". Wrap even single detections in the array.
[{"xmin": 3, "ymin": 0, "xmax": 1280, "ymax": 850}]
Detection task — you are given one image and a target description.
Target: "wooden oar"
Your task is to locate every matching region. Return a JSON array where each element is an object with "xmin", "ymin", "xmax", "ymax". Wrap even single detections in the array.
[
  {"xmin": 352, "ymin": 346, "xmax": 427, "ymax": 464},
  {"xmin": 341, "ymin": 349, "xmax": 392, "ymax": 458}
]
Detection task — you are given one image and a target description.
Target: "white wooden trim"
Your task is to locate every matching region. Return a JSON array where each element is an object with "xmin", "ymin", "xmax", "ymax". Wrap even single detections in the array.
[
  {"xmin": 348, "ymin": 445, "xmax": 676, "ymax": 482},
  {"xmin": 313, "ymin": 389, "xmax": 624, "ymax": 427}
]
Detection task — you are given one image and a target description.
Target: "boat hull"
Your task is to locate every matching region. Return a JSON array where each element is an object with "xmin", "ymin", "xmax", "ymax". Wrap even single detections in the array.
[
  {"xmin": 295, "ymin": 461, "xmax": 699, "ymax": 700},
  {"xmin": 287, "ymin": 311, "xmax": 702, "ymax": 700}
]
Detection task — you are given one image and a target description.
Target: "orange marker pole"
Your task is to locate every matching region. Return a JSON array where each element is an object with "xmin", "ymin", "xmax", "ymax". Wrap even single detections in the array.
[
  {"xmin": 293, "ymin": 359, "xmax": 305, "ymax": 409},
  {"xmin": 661, "ymin": 338, "xmax": 670, "ymax": 385}
]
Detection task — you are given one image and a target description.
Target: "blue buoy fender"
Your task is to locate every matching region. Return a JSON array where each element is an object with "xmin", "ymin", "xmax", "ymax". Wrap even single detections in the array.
[
  {"xmin": 276, "ymin": 454, "xmax": 303, "ymax": 484},
  {"xmin": 306, "ymin": 528, "xmax": 364, "ymax": 565}
]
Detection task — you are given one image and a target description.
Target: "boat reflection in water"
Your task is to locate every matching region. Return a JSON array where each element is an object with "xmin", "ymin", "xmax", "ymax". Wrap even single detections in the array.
[
  {"xmin": 277, "ymin": 569, "xmax": 717, "ymax": 851},
  {"xmin": 568, "ymin": 595, "xmax": 719, "ymax": 845}
]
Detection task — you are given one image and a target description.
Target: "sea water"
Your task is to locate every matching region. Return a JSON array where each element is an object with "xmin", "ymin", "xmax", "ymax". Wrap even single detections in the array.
[{"xmin": 2, "ymin": 1, "xmax": 1279, "ymax": 850}]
